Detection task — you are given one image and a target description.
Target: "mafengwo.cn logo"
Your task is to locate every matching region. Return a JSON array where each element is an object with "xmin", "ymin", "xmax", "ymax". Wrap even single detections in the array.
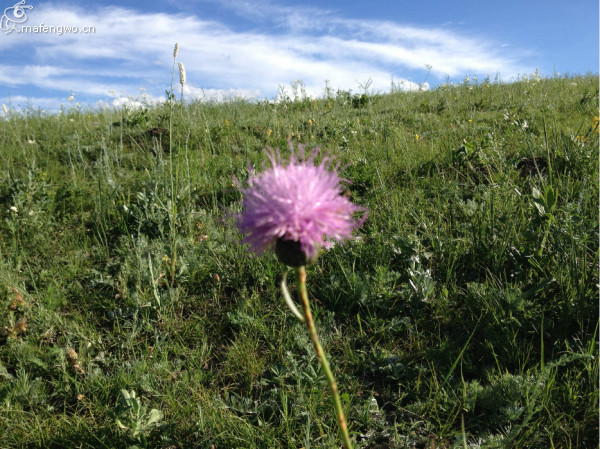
[
  {"xmin": 1, "ymin": 0, "xmax": 96, "ymax": 35},
  {"xmin": 1, "ymin": 0, "xmax": 33, "ymax": 34}
]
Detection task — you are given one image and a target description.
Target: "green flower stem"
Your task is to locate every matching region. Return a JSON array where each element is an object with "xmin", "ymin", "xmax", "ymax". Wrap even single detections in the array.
[
  {"xmin": 281, "ymin": 272, "xmax": 305, "ymax": 322},
  {"xmin": 296, "ymin": 266, "xmax": 353, "ymax": 449}
]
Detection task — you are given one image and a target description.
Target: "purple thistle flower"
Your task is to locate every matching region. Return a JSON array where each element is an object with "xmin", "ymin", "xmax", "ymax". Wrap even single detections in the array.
[{"xmin": 236, "ymin": 143, "xmax": 366, "ymax": 266}]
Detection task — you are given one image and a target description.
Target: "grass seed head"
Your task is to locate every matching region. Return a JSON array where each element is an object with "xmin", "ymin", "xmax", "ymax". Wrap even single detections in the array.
[{"xmin": 178, "ymin": 62, "xmax": 186, "ymax": 86}]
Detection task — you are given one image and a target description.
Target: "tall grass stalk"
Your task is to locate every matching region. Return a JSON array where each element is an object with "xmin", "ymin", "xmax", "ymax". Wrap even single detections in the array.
[
  {"xmin": 296, "ymin": 266, "xmax": 353, "ymax": 448},
  {"xmin": 168, "ymin": 43, "xmax": 179, "ymax": 286}
]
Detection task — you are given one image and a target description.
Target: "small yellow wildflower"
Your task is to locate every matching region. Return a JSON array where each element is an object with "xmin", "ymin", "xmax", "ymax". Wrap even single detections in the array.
[
  {"xmin": 415, "ymin": 134, "xmax": 420, "ymax": 141},
  {"xmin": 267, "ymin": 128, "xmax": 272, "ymax": 137},
  {"xmin": 224, "ymin": 119, "xmax": 230, "ymax": 128}
]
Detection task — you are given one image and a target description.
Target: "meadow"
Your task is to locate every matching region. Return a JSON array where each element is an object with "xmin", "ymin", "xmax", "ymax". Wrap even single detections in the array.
[{"xmin": 0, "ymin": 72, "xmax": 598, "ymax": 448}]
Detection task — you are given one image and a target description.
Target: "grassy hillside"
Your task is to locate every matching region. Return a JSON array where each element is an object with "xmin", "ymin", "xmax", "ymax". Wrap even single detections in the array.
[{"xmin": 0, "ymin": 73, "xmax": 598, "ymax": 448}]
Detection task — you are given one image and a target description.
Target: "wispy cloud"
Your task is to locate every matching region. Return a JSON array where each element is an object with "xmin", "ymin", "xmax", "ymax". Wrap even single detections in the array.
[{"xmin": 1, "ymin": 1, "xmax": 534, "ymax": 109}]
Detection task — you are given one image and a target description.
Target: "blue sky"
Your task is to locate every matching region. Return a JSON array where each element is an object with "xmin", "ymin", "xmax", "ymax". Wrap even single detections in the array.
[{"xmin": 1, "ymin": 0, "xmax": 598, "ymax": 111}]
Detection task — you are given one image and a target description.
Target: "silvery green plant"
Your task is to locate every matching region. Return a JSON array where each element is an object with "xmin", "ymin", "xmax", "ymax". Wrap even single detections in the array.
[
  {"xmin": 408, "ymin": 254, "xmax": 435, "ymax": 302},
  {"xmin": 110, "ymin": 389, "xmax": 164, "ymax": 443}
]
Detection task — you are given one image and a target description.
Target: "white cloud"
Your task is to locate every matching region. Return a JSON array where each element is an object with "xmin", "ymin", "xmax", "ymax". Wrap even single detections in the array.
[
  {"xmin": 0, "ymin": 94, "xmax": 70, "ymax": 112},
  {"xmin": 183, "ymin": 85, "xmax": 262, "ymax": 102},
  {"xmin": 1, "ymin": 1, "xmax": 534, "ymax": 109}
]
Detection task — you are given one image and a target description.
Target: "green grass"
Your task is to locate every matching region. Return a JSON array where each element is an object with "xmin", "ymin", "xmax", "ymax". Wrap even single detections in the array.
[{"xmin": 0, "ymin": 72, "xmax": 598, "ymax": 448}]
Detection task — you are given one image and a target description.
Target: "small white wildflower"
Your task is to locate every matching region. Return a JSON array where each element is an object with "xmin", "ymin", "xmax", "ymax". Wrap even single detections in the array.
[
  {"xmin": 9, "ymin": 206, "xmax": 18, "ymax": 213},
  {"xmin": 27, "ymin": 139, "xmax": 36, "ymax": 144}
]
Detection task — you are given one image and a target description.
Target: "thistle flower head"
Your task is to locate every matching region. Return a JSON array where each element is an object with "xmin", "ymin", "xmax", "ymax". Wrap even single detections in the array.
[
  {"xmin": 236, "ymin": 143, "xmax": 366, "ymax": 266},
  {"xmin": 178, "ymin": 62, "xmax": 186, "ymax": 86}
]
